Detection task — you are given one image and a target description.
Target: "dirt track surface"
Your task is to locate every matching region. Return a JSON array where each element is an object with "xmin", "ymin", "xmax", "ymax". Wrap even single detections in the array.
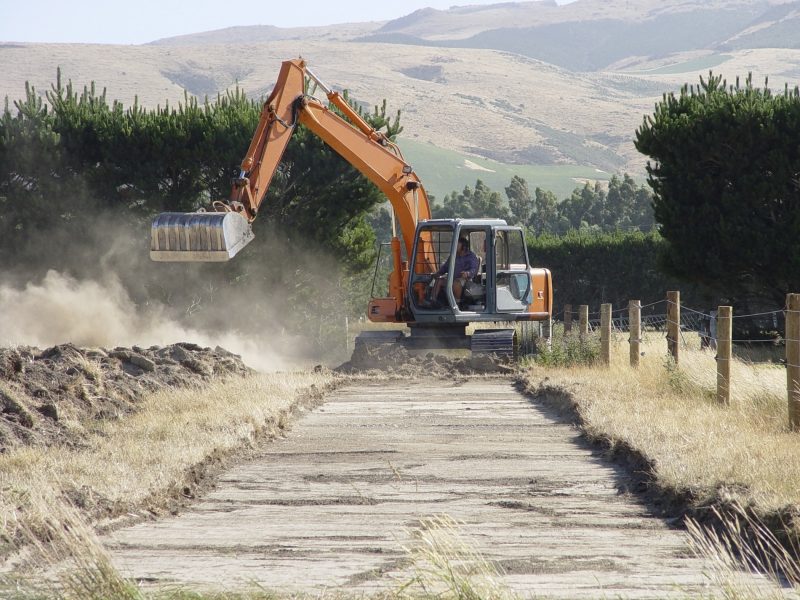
[{"xmin": 106, "ymin": 378, "xmax": 719, "ymax": 598}]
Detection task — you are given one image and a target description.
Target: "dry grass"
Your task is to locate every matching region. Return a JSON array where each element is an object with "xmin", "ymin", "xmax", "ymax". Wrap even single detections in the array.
[
  {"xmin": 522, "ymin": 330, "xmax": 800, "ymax": 596},
  {"xmin": 1, "ymin": 492, "xmax": 143, "ymax": 600},
  {"xmin": 0, "ymin": 371, "xmax": 334, "ymax": 558},
  {"xmin": 686, "ymin": 503, "xmax": 800, "ymax": 600},
  {"xmin": 522, "ymin": 330, "xmax": 799, "ymax": 520},
  {"xmin": 395, "ymin": 515, "xmax": 519, "ymax": 600}
]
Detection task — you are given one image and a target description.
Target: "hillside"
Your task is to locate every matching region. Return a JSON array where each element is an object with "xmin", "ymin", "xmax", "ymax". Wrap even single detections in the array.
[
  {"xmin": 358, "ymin": 0, "xmax": 800, "ymax": 72},
  {"xmin": 362, "ymin": 9, "xmax": 764, "ymax": 71},
  {"xmin": 151, "ymin": 0, "xmax": 798, "ymax": 72},
  {"xmin": 2, "ymin": 0, "xmax": 799, "ymax": 199},
  {"xmin": 0, "ymin": 41, "xmax": 661, "ymax": 175},
  {"xmin": 148, "ymin": 21, "xmax": 379, "ymax": 46}
]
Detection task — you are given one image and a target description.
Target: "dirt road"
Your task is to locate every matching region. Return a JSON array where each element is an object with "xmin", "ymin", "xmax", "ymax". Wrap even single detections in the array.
[{"xmin": 107, "ymin": 378, "xmax": 719, "ymax": 598}]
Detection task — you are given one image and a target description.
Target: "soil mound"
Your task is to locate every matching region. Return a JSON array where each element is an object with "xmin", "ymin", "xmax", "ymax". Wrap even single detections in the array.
[
  {"xmin": 0, "ymin": 342, "xmax": 251, "ymax": 451},
  {"xmin": 336, "ymin": 341, "xmax": 515, "ymax": 376}
]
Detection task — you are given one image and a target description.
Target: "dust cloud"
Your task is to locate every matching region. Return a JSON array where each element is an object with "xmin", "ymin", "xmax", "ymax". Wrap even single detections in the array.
[
  {"xmin": 0, "ymin": 270, "xmax": 297, "ymax": 372},
  {"xmin": 0, "ymin": 205, "xmax": 356, "ymax": 371}
]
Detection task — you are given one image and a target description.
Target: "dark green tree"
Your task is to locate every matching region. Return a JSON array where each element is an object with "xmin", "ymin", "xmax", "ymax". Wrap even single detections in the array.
[
  {"xmin": 605, "ymin": 174, "xmax": 655, "ymax": 231},
  {"xmin": 631, "ymin": 184, "xmax": 656, "ymax": 231},
  {"xmin": 532, "ymin": 187, "xmax": 560, "ymax": 235},
  {"xmin": 0, "ymin": 72, "xmax": 405, "ymax": 275},
  {"xmin": 527, "ymin": 229, "xmax": 700, "ymax": 309},
  {"xmin": 635, "ymin": 72, "xmax": 800, "ymax": 304},
  {"xmin": 558, "ymin": 182, "xmax": 605, "ymax": 232},
  {"xmin": 505, "ymin": 175, "xmax": 533, "ymax": 226},
  {"xmin": 504, "ymin": 176, "xmax": 560, "ymax": 234},
  {"xmin": 0, "ymin": 72, "xmax": 410, "ymax": 356},
  {"xmin": 367, "ymin": 205, "xmax": 393, "ymax": 244},
  {"xmin": 0, "ymin": 81, "xmax": 100, "ymax": 270},
  {"xmin": 254, "ymin": 95, "xmax": 404, "ymax": 273}
]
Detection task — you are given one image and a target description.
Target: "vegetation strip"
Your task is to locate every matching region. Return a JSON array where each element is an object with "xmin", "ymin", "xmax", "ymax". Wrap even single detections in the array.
[
  {"xmin": 1, "ymin": 367, "xmax": 336, "ymax": 563},
  {"xmin": 520, "ymin": 332, "xmax": 800, "ymax": 555}
]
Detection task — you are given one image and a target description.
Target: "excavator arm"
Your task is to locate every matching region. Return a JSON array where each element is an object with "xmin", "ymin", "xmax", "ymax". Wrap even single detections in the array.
[
  {"xmin": 150, "ymin": 58, "xmax": 432, "ymax": 321},
  {"xmin": 231, "ymin": 59, "xmax": 430, "ymax": 260}
]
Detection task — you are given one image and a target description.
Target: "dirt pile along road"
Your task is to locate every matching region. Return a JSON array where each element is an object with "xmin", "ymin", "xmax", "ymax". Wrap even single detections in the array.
[
  {"xmin": 106, "ymin": 378, "xmax": 738, "ymax": 598},
  {"xmin": 0, "ymin": 343, "xmax": 251, "ymax": 452}
]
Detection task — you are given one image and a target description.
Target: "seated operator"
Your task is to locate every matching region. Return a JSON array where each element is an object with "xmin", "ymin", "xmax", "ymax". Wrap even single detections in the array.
[{"xmin": 432, "ymin": 237, "xmax": 479, "ymax": 305}]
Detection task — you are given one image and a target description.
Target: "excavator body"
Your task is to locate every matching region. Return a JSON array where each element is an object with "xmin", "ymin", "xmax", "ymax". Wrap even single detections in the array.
[
  {"xmin": 361, "ymin": 218, "xmax": 552, "ymax": 355},
  {"xmin": 149, "ymin": 58, "xmax": 552, "ymax": 356}
]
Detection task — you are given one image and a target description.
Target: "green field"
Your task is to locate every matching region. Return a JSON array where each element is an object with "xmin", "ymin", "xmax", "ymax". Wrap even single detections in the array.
[{"xmin": 397, "ymin": 138, "xmax": 612, "ymax": 202}]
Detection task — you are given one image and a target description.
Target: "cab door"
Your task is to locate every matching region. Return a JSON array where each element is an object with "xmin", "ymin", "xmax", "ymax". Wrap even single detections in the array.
[{"xmin": 492, "ymin": 227, "xmax": 533, "ymax": 312}]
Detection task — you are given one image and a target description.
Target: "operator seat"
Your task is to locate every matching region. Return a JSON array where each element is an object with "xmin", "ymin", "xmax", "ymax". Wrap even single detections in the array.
[{"xmin": 462, "ymin": 255, "xmax": 486, "ymax": 310}]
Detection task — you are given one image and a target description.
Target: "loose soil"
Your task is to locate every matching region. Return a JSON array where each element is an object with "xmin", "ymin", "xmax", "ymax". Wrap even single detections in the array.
[
  {"xmin": 0, "ymin": 342, "xmax": 251, "ymax": 452},
  {"xmin": 336, "ymin": 341, "xmax": 516, "ymax": 376}
]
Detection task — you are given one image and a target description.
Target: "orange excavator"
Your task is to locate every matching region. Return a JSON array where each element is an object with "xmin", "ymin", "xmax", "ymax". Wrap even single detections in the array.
[{"xmin": 150, "ymin": 58, "xmax": 552, "ymax": 354}]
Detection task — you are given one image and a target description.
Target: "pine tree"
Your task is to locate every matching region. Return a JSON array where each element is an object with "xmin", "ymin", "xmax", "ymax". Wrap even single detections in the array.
[{"xmin": 635, "ymin": 71, "xmax": 800, "ymax": 303}]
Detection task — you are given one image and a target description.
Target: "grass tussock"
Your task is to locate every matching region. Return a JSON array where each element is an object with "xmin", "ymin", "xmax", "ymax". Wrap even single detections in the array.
[
  {"xmin": 532, "ymin": 329, "xmax": 600, "ymax": 367},
  {"xmin": 522, "ymin": 330, "xmax": 798, "ymax": 523},
  {"xmin": 1, "ymin": 491, "xmax": 143, "ymax": 600},
  {"xmin": 0, "ymin": 371, "xmax": 334, "ymax": 557},
  {"xmin": 686, "ymin": 503, "xmax": 800, "ymax": 600},
  {"xmin": 395, "ymin": 515, "xmax": 519, "ymax": 600}
]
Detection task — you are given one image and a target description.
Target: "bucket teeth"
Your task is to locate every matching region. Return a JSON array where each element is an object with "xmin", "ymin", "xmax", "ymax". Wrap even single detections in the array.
[{"xmin": 149, "ymin": 211, "xmax": 255, "ymax": 262}]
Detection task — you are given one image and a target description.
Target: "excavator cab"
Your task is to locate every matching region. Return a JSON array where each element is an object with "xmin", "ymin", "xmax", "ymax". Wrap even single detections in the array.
[{"xmin": 408, "ymin": 219, "xmax": 550, "ymax": 325}]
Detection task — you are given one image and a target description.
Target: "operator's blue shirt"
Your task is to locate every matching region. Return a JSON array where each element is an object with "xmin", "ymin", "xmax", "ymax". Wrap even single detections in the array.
[{"xmin": 437, "ymin": 251, "xmax": 479, "ymax": 279}]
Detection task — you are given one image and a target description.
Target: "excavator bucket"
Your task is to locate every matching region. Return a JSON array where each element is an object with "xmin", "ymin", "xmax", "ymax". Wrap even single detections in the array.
[{"xmin": 149, "ymin": 211, "xmax": 255, "ymax": 262}]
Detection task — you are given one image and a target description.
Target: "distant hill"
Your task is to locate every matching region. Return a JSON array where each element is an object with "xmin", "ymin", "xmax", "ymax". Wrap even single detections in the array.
[
  {"xmin": 356, "ymin": 0, "xmax": 792, "ymax": 71},
  {"xmin": 719, "ymin": 2, "xmax": 800, "ymax": 49},
  {"xmin": 148, "ymin": 21, "xmax": 380, "ymax": 46},
  {"xmin": 148, "ymin": 0, "xmax": 799, "ymax": 71},
  {"xmin": 2, "ymin": 0, "xmax": 799, "ymax": 199}
]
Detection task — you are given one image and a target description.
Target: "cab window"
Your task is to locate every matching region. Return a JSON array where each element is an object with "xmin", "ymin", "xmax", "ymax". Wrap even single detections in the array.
[
  {"xmin": 411, "ymin": 224, "xmax": 454, "ymax": 310},
  {"xmin": 414, "ymin": 226, "xmax": 452, "ymax": 274},
  {"xmin": 494, "ymin": 229, "xmax": 531, "ymax": 311}
]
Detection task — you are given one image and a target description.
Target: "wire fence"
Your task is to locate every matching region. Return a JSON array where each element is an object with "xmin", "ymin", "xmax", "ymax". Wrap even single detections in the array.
[
  {"xmin": 576, "ymin": 307, "xmax": 785, "ymax": 348},
  {"xmin": 527, "ymin": 292, "xmax": 800, "ymax": 429}
]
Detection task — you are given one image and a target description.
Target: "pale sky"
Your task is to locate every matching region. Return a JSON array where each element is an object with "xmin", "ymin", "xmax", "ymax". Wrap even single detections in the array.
[{"xmin": 0, "ymin": 0, "xmax": 575, "ymax": 45}]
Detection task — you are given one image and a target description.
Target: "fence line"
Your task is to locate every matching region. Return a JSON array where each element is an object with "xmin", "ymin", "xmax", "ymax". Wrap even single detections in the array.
[{"xmin": 547, "ymin": 291, "xmax": 799, "ymax": 431}]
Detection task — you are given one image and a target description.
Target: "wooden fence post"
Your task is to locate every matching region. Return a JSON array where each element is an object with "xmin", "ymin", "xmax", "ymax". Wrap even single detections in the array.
[
  {"xmin": 667, "ymin": 290, "xmax": 680, "ymax": 365},
  {"xmin": 579, "ymin": 305, "xmax": 589, "ymax": 338},
  {"xmin": 716, "ymin": 306, "xmax": 732, "ymax": 405},
  {"xmin": 564, "ymin": 304, "xmax": 573, "ymax": 334},
  {"xmin": 600, "ymin": 303, "xmax": 612, "ymax": 366},
  {"xmin": 787, "ymin": 294, "xmax": 800, "ymax": 430},
  {"xmin": 543, "ymin": 316, "xmax": 552, "ymax": 350},
  {"xmin": 629, "ymin": 300, "xmax": 641, "ymax": 368}
]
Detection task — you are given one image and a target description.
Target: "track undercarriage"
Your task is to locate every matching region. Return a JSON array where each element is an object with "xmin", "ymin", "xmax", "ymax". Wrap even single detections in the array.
[{"xmin": 354, "ymin": 324, "xmax": 518, "ymax": 358}]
